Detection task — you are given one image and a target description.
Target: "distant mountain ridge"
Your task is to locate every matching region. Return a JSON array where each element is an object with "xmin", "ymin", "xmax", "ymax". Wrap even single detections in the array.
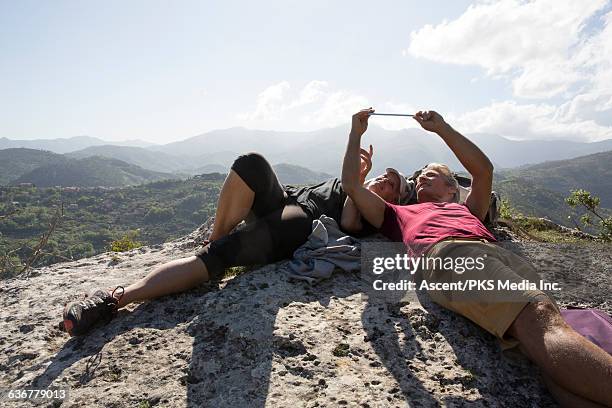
[
  {"xmin": 4, "ymin": 128, "xmax": 612, "ymax": 176},
  {"xmin": 2, "ymin": 146, "xmax": 610, "ymax": 230},
  {"xmin": 0, "ymin": 136, "xmax": 155, "ymax": 154},
  {"xmin": 497, "ymin": 150, "xmax": 612, "ymax": 209},
  {"xmin": 11, "ymin": 154, "xmax": 174, "ymax": 187},
  {"xmin": 0, "ymin": 149, "xmax": 68, "ymax": 185},
  {"xmin": 0, "ymin": 148, "xmax": 335, "ymax": 187},
  {"xmin": 66, "ymin": 145, "xmax": 189, "ymax": 174},
  {"xmin": 272, "ymin": 164, "xmax": 333, "ymax": 185},
  {"xmin": 145, "ymin": 126, "xmax": 612, "ymax": 175},
  {"xmin": 3, "ymin": 130, "xmax": 612, "ymax": 222}
]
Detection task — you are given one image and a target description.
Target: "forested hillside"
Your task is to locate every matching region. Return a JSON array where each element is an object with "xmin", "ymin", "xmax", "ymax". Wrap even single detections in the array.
[
  {"xmin": 498, "ymin": 150, "xmax": 612, "ymax": 207},
  {"xmin": 13, "ymin": 156, "xmax": 174, "ymax": 187},
  {"xmin": 0, "ymin": 175, "xmax": 224, "ymax": 274},
  {"xmin": 66, "ymin": 145, "xmax": 189, "ymax": 174},
  {"xmin": 1, "ymin": 148, "xmax": 334, "ymax": 187},
  {"xmin": 493, "ymin": 177, "xmax": 575, "ymax": 225},
  {"xmin": 494, "ymin": 151, "xmax": 612, "ymax": 227},
  {"xmin": 0, "ymin": 149, "xmax": 67, "ymax": 185},
  {"xmin": 2, "ymin": 149, "xmax": 611, "ymax": 275}
]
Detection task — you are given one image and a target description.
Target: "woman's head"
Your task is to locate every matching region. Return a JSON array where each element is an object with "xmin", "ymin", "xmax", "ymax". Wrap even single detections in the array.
[
  {"xmin": 365, "ymin": 169, "xmax": 402, "ymax": 204},
  {"xmin": 415, "ymin": 163, "xmax": 459, "ymax": 203}
]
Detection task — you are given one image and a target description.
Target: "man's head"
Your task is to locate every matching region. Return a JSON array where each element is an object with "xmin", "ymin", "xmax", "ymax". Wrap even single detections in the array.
[
  {"xmin": 365, "ymin": 168, "xmax": 408, "ymax": 204},
  {"xmin": 415, "ymin": 163, "xmax": 459, "ymax": 203}
]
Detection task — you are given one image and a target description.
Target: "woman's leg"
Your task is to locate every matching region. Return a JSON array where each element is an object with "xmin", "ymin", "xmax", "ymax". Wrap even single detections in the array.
[
  {"xmin": 541, "ymin": 374, "xmax": 608, "ymax": 408},
  {"xmin": 196, "ymin": 204, "xmax": 312, "ymax": 280},
  {"xmin": 117, "ymin": 256, "xmax": 209, "ymax": 308},
  {"xmin": 209, "ymin": 152, "xmax": 286, "ymax": 241},
  {"xmin": 63, "ymin": 153, "xmax": 293, "ymax": 335},
  {"xmin": 120, "ymin": 151, "xmax": 292, "ymax": 308},
  {"xmin": 119, "ymin": 203, "xmax": 312, "ymax": 309},
  {"xmin": 62, "ymin": 256, "xmax": 209, "ymax": 335},
  {"xmin": 208, "ymin": 170, "xmax": 255, "ymax": 241},
  {"xmin": 63, "ymin": 205, "xmax": 311, "ymax": 336}
]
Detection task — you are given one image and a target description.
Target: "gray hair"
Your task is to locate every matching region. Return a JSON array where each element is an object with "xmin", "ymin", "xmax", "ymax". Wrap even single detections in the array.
[{"xmin": 424, "ymin": 163, "xmax": 459, "ymax": 202}]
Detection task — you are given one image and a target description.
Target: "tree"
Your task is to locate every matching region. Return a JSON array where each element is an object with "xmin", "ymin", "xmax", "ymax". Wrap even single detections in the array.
[
  {"xmin": 566, "ymin": 189, "xmax": 612, "ymax": 242},
  {"xmin": 1, "ymin": 204, "xmax": 63, "ymax": 277}
]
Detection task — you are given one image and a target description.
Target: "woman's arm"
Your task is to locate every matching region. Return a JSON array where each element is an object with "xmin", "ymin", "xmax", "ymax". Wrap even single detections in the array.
[
  {"xmin": 342, "ymin": 109, "xmax": 386, "ymax": 228},
  {"xmin": 341, "ymin": 146, "xmax": 374, "ymax": 233},
  {"xmin": 341, "ymin": 196, "xmax": 363, "ymax": 233}
]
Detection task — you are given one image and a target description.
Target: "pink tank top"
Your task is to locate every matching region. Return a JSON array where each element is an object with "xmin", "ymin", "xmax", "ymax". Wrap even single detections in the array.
[{"xmin": 380, "ymin": 202, "xmax": 496, "ymax": 256}]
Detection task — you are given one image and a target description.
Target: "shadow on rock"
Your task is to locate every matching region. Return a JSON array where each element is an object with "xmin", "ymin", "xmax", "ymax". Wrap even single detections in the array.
[
  {"xmin": 29, "ymin": 265, "xmax": 365, "ymax": 407},
  {"xmin": 361, "ymin": 299, "xmax": 439, "ymax": 406},
  {"xmin": 414, "ymin": 288, "xmax": 557, "ymax": 407},
  {"xmin": 183, "ymin": 267, "xmax": 362, "ymax": 407},
  {"xmin": 28, "ymin": 291, "xmax": 213, "ymax": 390}
]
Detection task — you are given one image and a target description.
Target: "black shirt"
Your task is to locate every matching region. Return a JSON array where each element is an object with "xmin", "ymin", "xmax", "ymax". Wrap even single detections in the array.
[
  {"xmin": 284, "ymin": 178, "xmax": 345, "ymax": 222},
  {"xmin": 284, "ymin": 178, "xmax": 375, "ymax": 236}
]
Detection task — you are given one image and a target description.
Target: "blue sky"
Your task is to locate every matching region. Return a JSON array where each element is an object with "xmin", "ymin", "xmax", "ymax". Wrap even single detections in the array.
[{"xmin": 1, "ymin": 0, "xmax": 611, "ymax": 143}]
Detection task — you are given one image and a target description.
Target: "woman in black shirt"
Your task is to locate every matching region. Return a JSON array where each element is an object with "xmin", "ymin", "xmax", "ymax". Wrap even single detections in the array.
[{"xmin": 61, "ymin": 151, "xmax": 405, "ymax": 336}]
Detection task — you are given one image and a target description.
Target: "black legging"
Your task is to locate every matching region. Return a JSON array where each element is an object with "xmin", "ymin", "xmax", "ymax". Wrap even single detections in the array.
[{"xmin": 196, "ymin": 153, "xmax": 313, "ymax": 280}]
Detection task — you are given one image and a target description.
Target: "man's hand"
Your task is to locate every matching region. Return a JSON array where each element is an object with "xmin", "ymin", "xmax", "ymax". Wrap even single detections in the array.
[
  {"xmin": 359, "ymin": 145, "xmax": 373, "ymax": 184},
  {"xmin": 414, "ymin": 110, "xmax": 449, "ymax": 134},
  {"xmin": 351, "ymin": 108, "xmax": 374, "ymax": 137}
]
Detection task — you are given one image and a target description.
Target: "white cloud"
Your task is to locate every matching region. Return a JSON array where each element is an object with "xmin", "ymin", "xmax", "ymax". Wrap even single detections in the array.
[
  {"xmin": 303, "ymin": 90, "xmax": 369, "ymax": 128},
  {"xmin": 407, "ymin": 0, "xmax": 605, "ymax": 84},
  {"xmin": 407, "ymin": 0, "xmax": 612, "ymax": 141},
  {"xmin": 238, "ymin": 81, "xmax": 367, "ymax": 127},
  {"xmin": 238, "ymin": 81, "xmax": 422, "ymax": 131},
  {"xmin": 452, "ymin": 100, "xmax": 612, "ymax": 141},
  {"xmin": 237, "ymin": 81, "xmax": 291, "ymax": 121},
  {"xmin": 511, "ymin": 62, "xmax": 584, "ymax": 99},
  {"xmin": 290, "ymin": 80, "xmax": 329, "ymax": 109}
]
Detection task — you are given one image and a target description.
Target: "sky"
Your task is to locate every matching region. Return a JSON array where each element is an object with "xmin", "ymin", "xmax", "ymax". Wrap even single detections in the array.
[{"xmin": 1, "ymin": 0, "xmax": 611, "ymax": 144}]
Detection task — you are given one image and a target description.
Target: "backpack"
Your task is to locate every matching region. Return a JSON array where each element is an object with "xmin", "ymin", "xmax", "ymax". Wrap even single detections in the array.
[{"xmin": 401, "ymin": 165, "xmax": 500, "ymax": 227}]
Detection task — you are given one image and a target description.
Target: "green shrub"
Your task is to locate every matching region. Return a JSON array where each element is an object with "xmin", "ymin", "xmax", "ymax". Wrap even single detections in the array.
[
  {"xmin": 499, "ymin": 199, "xmax": 517, "ymax": 220},
  {"xmin": 69, "ymin": 242, "xmax": 95, "ymax": 258},
  {"xmin": 109, "ymin": 230, "xmax": 142, "ymax": 252},
  {"xmin": 566, "ymin": 189, "xmax": 612, "ymax": 242}
]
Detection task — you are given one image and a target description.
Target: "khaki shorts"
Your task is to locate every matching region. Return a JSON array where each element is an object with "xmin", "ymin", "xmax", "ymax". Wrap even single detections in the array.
[{"xmin": 422, "ymin": 239, "xmax": 558, "ymax": 349}]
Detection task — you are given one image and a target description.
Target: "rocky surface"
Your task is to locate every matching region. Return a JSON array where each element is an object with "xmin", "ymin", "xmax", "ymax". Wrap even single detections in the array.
[{"xmin": 1, "ymin": 220, "xmax": 610, "ymax": 408}]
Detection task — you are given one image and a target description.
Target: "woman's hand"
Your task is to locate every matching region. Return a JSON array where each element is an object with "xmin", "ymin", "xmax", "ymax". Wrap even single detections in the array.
[
  {"xmin": 359, "ymin": 145, "xmax": 373, "ymax": 184},
  {"xmin": 351, "ymin": 108, "xmax": 374, "ymax": 137}
]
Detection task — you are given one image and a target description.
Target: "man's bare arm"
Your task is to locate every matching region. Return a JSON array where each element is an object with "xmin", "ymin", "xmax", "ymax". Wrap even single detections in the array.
[
  {"xmin": 414, "ymin": 111, "xmax": 493, "ymax": 220},
  {"xmin": 342, "ymin": 109, "xmax": 386, "ymax": 228}
]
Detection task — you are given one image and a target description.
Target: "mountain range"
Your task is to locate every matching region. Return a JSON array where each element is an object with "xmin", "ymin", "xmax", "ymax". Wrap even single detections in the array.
[
  {"xmin": 0, "ymin": 136, "xmax": 154, "ymax": 153},
  {"xmin": 498, "ymin": 150, "xmax": 612, "ymax": 208},
  {"xmin": 0, "ymin": 149, "xmax": 68, "ymax": 185},
  {"xmin": 1, "ymin": 149, "xmax": 174, "ymax": 187},
  {"xmin": 2, "ymin": 128, "xmax": 611, "ymax": 229},
  {"xmin": 0, "ymin": 148, "xmax": 333, "ymax": 187},
  {"xmin": 4, "ymin": 127, "xmax": 612, "ymax": 177}
]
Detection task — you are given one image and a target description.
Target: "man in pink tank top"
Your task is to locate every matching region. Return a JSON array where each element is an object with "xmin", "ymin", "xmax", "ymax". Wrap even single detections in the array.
[{"xmin": 341, "ymin": 108, "xmax": 612, "ymax": 407}]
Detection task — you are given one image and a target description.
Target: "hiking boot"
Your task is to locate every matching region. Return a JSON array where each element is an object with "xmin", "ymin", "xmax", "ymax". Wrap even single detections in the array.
[{"xmin": 60, "ymin": 286, "xmax": 125, "ymax": 336}]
